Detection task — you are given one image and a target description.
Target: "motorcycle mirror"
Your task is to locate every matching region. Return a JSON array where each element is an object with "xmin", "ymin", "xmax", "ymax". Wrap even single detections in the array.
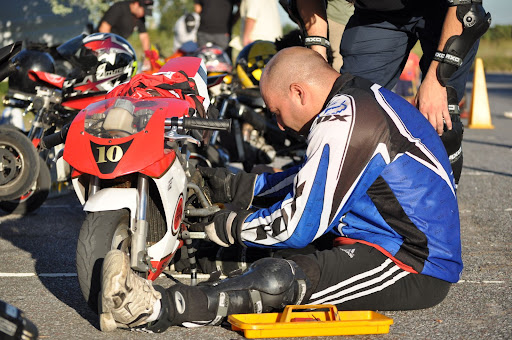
[{"xmin": 0, "ymin": 41, "xmax": 22, "ymax": 82}]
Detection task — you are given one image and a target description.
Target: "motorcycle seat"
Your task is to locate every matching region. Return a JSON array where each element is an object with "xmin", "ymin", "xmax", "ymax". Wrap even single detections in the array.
[{"xmin": 234, "ymin": 88, "xmax": 265, "ymax": 108}]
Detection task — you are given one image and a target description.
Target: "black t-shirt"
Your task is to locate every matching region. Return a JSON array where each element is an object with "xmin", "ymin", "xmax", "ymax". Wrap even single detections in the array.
[
  {"xmin": 194, "ymin": 0, "xmax": 238, "ymax": 34},
  {"xmin": 98, "ymin": 1, "xmax": 146, "ymax": 38}
]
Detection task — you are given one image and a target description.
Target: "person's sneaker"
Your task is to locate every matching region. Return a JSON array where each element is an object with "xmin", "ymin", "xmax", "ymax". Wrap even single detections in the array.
[{"xmin": 99, "ymin": 250, "xmax": 161, "ymax": 331}]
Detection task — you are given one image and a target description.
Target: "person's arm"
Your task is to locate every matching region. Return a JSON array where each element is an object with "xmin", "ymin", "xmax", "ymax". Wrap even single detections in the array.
[
  {"xmin": 98, "ymin": 21, "xmax": 112, "ymax": 33},
  {"xmin": 139, "ymin": 32, "xmax": 151, "ymax": 53},
  {"xmin": 414, "ymin": 7, "xmax": 461, "ymax": 135},
  {"xmin": 296, "ymin": 0, "xmax": 329, "ymax": 61},
  {"xmin": 242, "ymin": 17, "xmax": 256, "ymax": 46},
  {"xmin": 207, "ymin": 95, "xmax": 372, "ymax": 249}
]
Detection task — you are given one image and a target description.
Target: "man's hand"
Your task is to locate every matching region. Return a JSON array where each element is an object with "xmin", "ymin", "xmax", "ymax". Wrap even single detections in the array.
[
  {"xmin": 414, "ymin": 67, "xmax": 451, "ymax": 135},
  {"xmin": 189, "ymin": 209, "xmax": 251, "ymax": 247},
  {"xmin": 198, "ymin": 167, "xmax": 256, "ymax": 210}
]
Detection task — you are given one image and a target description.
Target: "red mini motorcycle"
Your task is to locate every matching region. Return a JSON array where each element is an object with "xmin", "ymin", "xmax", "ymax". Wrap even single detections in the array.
[{"xmin": 42, "ymin": 57, "xmax": 231, "ymax": 313}]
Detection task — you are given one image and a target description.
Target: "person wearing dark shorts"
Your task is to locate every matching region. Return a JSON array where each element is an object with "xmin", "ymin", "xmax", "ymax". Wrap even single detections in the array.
[
  {"xmin": 98, "ymin": 47, "xmax": 462, "ymax": 332},
  {"xmin": 194, "ymin": 0, "xmax": 239, "ymax": 50}
]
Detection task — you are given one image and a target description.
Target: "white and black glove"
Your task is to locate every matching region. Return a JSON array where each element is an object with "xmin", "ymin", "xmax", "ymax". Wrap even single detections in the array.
[
  {"xmin": 198, "ymin": 166, "xmax": 257, "ymax": 210},
  {"xmin": 189, "ymin": 209, "xmax": 252, "ymax": 247}
]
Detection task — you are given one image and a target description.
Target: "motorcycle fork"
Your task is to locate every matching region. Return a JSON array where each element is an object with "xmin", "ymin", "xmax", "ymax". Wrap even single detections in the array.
[{"xmin": 131, "ymin": 173, "xmax": 152, "ymax": 272}]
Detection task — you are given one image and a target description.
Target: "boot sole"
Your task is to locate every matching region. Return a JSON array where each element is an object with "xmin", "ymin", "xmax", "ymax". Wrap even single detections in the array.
[{"xmin": 99, "ymin": 250, "xmax": 129, "ymax": 332}]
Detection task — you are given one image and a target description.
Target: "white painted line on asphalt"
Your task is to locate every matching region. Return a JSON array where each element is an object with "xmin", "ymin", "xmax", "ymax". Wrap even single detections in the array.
[
  {"xmin": 463, "ymin": 171, "xmax": 494, "ymax": 176},
  {"xmin": 0, "ymin": 272, "xmax": 212, "ymax": 279},
  {"xmin": 458, "ymin": 279, "xmax": 505, "ymax": 284},
  {"xmin": 164, "ymin": 273, "xmax": 214, "ymax": 279},
  {"xmin": 0, "ymin": 273, "xmax": 77, "ymax": 277}
]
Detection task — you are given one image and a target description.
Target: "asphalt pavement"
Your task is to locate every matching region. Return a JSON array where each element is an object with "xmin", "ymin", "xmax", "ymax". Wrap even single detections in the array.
[{"xmin": 0, "ymin": 73, "xmax": 511, "ymax": 340}]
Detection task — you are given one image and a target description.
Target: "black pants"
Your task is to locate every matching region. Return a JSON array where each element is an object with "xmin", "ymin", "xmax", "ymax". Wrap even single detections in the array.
[
  {"xmin": 174, "ymin": 239, "xmax": 450, "ymax": 312},
  {"xmin": 301, "ymin": 243, "xmax": 451, "ymax": 311}
]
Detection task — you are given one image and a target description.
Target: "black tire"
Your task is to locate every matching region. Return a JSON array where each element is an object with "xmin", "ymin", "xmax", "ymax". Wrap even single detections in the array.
[
  {"xmin": 76, "ymin": 186, "xmax": 167, "ymax": 313},
  {"xmin": 0, "ymin": 126, "xmax": 39, "ymax": 200},
  {"xmin": 76, "ymin": 209, "xmax": 131, "ymax": 313},
  {"xmin": 0, "ymin": 156, "xmax": 50, "ymax": 215}
]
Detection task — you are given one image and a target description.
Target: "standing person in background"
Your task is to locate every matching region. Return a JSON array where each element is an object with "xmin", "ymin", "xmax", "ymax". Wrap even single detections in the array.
[
  {"xmin": 97, "ymin": 0, "xmax": 156, "ymax": 71},
  {"xmin": 285, "ymin": 0, "xmax": 491, "ymax": 186},
  {"xmin": 194, "ymin": 0, "xmax": 240, "ymax": 50},
  {"xmin": 326, "ymin": 0, "xmax": 354, "ymax": 71},
  {"xmin": 239, "ymin": 0, "xmax": 283, "ymax": 47},
  {"xmin": 173, "ymin": 12, "xmax": 200, "ymax": 52}
]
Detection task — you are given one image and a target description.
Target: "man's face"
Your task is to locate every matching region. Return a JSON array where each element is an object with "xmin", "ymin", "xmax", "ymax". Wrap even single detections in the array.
[
  {"xmin": 132, "ymin": 3, "xmax": 145, "ymax": 18},
  {"xmin": 262, "ymin": 87, "xmax": 295, "ymax": 132}
]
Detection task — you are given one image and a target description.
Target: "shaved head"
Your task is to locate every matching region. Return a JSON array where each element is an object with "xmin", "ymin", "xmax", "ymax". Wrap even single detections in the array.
[
  {"xmin": 260, "ymin": 47, "xmax": 340, "ymax": 133},
  {"xmin": 261, "ymin": 47, "xmax": 337, "ymax": 97}
]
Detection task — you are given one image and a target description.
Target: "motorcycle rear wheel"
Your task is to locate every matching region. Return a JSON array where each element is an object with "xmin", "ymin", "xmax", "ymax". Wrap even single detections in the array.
[
  {"xmin": 0, "ymin": 157, "xmax": 50, "ymax": 215},
  {"xmin": 76, "ymin": 190, "xmax": 167, "ymax": 313},
  {"xmin": 0, "ymin": 126, "xmax": 39, "ymax": 200}
]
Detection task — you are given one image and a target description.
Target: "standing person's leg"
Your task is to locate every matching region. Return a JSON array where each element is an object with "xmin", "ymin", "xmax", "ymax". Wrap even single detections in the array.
[
  {"xmin": 328, "ymin": 18, "xmax": 346, "ymax": 71},
  {"xmin": 326, "ymin": 0, "xmax": 355, "ymax": 71},
  {"xmin": 417, "ymin": 1, "xmax": 480, "ymax": 185},
  {"xmin": 339, "ymin": 10, "xmax": 416, "ymax": 89},
  {"xmin": 196, "ymin": 31, "xmax": 209, "ymax": 48}
]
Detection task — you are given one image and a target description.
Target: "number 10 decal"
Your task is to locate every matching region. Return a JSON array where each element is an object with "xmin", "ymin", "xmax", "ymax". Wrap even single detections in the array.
[
  {"xmin": 96, "ymin": 145, "xmax": 124, "ymax": 163},
  {"xmin": 91, "ymin": 140, "xmax": 133, "ymax": 174}
]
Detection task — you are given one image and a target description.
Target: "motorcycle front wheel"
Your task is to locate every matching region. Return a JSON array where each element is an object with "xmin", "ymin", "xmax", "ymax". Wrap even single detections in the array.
[
  {"xmin": 0, "ymin": 157, "xmax": 51, "ymax": 215},
  {"xmin": 76, "ymin": 191, "xmax": 167, "ymax": 313},
  {"xmin": 76, "ymin": 209, "xmax": 130, "ymax": 313}
]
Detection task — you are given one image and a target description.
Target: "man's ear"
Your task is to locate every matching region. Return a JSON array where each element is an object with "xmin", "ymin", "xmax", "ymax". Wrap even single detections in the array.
[{"xmin": 289, "ymin": 83, "xmax": 306, "ymax": 106}]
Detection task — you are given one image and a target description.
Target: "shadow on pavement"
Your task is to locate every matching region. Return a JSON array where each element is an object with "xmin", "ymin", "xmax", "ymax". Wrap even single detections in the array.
[{"xmin": 0, "ymin": 191, "xmax": 100, "ymax": 329}]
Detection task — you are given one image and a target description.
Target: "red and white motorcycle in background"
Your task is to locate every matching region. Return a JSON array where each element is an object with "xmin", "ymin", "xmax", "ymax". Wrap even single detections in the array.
[{"xmin": 42, "ymin": 57, "xmax": 230, "ymax": 313}]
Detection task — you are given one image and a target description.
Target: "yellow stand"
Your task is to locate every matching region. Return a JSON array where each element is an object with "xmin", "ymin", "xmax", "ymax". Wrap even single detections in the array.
[{"xmin": 468, "ymin": 58, "xmax": 494, "ymax": 129}]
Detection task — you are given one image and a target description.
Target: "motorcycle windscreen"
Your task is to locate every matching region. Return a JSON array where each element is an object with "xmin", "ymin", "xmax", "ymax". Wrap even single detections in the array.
[{"xmin": 84, "ymin": 96, "xmax": 160, "ymax": 139}]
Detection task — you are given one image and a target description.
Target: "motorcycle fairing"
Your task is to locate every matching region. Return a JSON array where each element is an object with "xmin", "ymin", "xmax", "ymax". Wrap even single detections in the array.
[
  {"xmin": 82, "ymin": 156, "xmax": 187, "ymax": 280},
  {"xmin": 146, "ymin": 160, "xmax": 187, "ymax": 268},
  {"xmin": 64, "ymin": 97, "xmax": 190, "ymax": 179},
  {"xmin": 61, "ymin": 92, "xmax": 107, "ymax": 110},
  {"xmin": 27, "ymin": 70, "xmax": 65, "ymax": 89},
  {"xmin": 83, "ymin": 187, "xmax": 139, "ymax": 219}
]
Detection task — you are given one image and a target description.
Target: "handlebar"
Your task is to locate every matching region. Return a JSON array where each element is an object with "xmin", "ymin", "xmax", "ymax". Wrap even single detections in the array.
[
  {"xmin": 40, "ymin": 117, "xmax": 231, "ymax": 150},
  {"xmin": 40, "ymin": 123, "xmax": 70, "ymax": 150},
  {"xmin": 0, "ymin": 61, "xmax": 17, "ymax": 83},
  {"xmin": 165, "ymin": 117, "xmax": 231, "ymax": 132}
]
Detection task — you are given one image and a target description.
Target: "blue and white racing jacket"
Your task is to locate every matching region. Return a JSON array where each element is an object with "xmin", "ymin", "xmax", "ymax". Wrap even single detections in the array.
[{"xmin": 240, "ymin": 74, "xmax": 462, "ymax": 283}]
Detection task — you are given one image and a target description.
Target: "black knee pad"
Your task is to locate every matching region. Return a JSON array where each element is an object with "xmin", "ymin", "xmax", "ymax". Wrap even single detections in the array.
[
  {"xmin": 287, "ymin": 254, "xmax": 321, "ymax": 301},
  {"xmin": 198, "ymin": 257, "xmax": 311, "ymax": 324},
  {"xmin": 441, "ymin": 115, "xmax": 464, "ymax": 184}
]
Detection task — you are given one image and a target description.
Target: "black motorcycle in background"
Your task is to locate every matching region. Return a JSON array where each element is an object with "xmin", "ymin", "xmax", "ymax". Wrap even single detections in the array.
[
  {"xmin": 0, "ymin": 33, "xmax": 137, "ymax": 214},
  {"xmin": 209, "ymin": 40, "xmax": 306, "ymax": 173}
]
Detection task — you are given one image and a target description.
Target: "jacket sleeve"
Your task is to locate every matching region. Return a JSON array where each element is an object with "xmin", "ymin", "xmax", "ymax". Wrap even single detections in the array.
[{"xmin": 239, "ymin": 94, "xmax": 367, "ymax": 248}]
